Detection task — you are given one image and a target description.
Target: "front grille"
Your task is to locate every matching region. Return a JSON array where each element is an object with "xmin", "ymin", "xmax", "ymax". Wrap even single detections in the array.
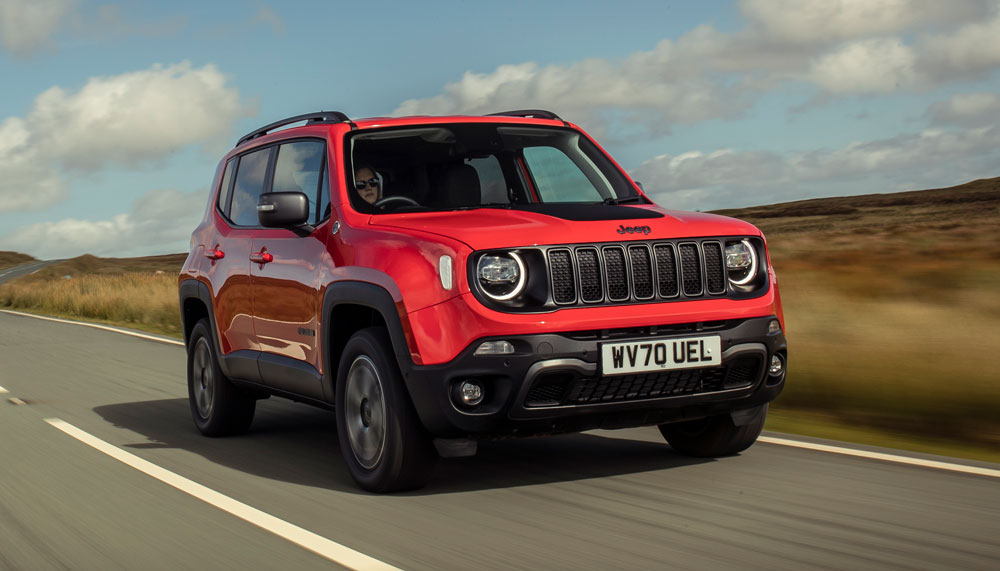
[
  {"xmin": 523, "ymin": 355, "xmax": 763, "ymax": 407},
  {"xmin": 546, "ymin": 239, "xmax": 727, "ymax": 307},
  {"xmin": 549, "ymin": 249, "xmax": 575, "ymax": 304}
]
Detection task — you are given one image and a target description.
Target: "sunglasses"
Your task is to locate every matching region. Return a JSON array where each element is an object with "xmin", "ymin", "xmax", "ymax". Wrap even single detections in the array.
[{"xmin": 355, "ymin": 178, "xmax": 380, "ymax": 190}]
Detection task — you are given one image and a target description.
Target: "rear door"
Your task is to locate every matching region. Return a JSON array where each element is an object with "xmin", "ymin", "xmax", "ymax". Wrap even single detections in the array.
[{"xmin": 206, "ymin": 146, "xmax": 272, "ymax": 383}]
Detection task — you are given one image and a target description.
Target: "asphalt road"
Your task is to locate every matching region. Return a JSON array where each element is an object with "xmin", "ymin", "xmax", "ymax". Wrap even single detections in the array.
[
  {"xmin": 0, "ymin": 260, "xmax": 61, "ymax": 285},
  {"xmin": 1, "ymin": 311, "xmax": 998, "ymax": 570}
]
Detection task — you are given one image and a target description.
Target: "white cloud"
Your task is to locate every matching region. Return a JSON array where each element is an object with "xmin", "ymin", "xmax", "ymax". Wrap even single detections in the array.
[
  {"xmin": 807, "ymin": 38, "xmax": 920, "ymax": 93},
  {"xmin": 0, "ymin": 187, "xmax": 207, "ymax": 259},
  {"xmin": 0, "ymin": 61, "xmax": 251, "ymax": 214},
  {"xmin": 0, "ymin": 0, "xmax": 76, "ymax": 55},
  {"xmin": 27, "ymin": 61, "xmax": 254, "ymax": 171},
  {"xmin": 393, "ymin": 37, "xmax": 752, "ymax": 135},
  {"xmin": 919, "ymin": 10, "xmax": 1000, "ymax": 79},
  {"xmin": 929, "ymin": 92, "xmax": 1000, "ymax": 127},
  {"xmin": 395, "ymin": 0, "xmax": 1000, "ymax": 128},
  {"xmin": 634, "ymin": 125, "xmax": 1000, "ymax": 211},
  {"xmin": 0, "ymin": 118, "xmax": 66, "ymax": 213},
  {"xmin": 254, "ymin": 5, "xmax": 284, "ymax": 35},
  {"xmin": 739, "ymin": 0, "xmax": 982, "ymax": 45}
]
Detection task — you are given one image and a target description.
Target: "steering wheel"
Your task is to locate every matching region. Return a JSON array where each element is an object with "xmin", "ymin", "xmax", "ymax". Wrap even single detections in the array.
[{"xmin": 374, "ymin": 196, "xmax": 420, "ymax": 210}]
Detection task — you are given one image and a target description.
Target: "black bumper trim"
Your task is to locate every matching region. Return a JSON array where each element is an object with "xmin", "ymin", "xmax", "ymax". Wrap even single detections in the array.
[{"xmin": 402, "ymin": 316, "xmax": 787, "ymax": 437}]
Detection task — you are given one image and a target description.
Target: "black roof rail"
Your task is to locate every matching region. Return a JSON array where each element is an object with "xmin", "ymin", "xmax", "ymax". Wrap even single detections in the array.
[
  {"xmin": 237, "ymin": 111, "xmax": 351, "ymax": 146},
  {"xmin": 486, "ymin": 109, "xmax": 562, "ymax": 121}
]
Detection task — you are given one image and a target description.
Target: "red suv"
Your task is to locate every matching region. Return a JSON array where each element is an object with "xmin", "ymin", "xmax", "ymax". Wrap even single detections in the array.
[{"xmin": 179, "ymin": 110, "xmax": 787, "ymax": 492}]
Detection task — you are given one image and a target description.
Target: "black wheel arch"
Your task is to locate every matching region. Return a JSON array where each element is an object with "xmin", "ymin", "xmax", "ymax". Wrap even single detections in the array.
[{"xmin": 321, "ymin": 281, "xmax": 416, "ymax": 401}]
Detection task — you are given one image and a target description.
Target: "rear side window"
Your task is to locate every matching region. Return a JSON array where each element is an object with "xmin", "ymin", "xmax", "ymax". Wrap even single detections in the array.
[
  {"xmin": 229, "ymin": 147, "xmax": 271, "ymax": 226},
  {"xmin": 273, "ymin": 141, "xmax": 325, "ymax": 224},
  {"xmin": 216, "ymin": 159, "xmax": 236, "ymax": 214}
]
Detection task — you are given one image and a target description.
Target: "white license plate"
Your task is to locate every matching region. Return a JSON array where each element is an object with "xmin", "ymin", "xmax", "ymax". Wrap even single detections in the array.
[{"xmin": 601, "ymin": 336, "xmax": 722, "ymax": 375}]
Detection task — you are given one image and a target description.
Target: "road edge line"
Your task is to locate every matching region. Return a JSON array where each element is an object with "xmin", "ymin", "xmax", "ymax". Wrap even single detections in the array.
[
  {"xmin": 44, "ymin": 418, "xmax": 400, "ymax": 571},
  {"xmin": 0, "ymin": 309, "xmax": 183, "ymax": 346},
  {"xmin": 759, "ymin": 435, "xmax": 1000, "ymax": 478}
]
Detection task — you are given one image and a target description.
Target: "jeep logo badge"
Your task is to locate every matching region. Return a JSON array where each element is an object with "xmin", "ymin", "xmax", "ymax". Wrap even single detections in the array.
[{"xmin": 617, "ymin": 224, "xmax": 652, "ymax": 235}]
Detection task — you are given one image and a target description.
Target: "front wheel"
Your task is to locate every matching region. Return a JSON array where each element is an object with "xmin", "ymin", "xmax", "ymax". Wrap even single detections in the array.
[
  {"xmin": 187, "ymin": 319, "xmax": 256, "ymax": 436},
  {"xmin": 659, "ymin": 404, "xmax": 767, "ymax": 457},
  {"xmin": 335, "ymin": 327, "xmax": 435, "ymax": 492}
]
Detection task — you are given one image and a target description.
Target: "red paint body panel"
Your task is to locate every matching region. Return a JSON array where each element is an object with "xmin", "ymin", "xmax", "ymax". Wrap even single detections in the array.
[{"xmin": 408, "ymin": 288, "xmax": 783, "ymax": 365}]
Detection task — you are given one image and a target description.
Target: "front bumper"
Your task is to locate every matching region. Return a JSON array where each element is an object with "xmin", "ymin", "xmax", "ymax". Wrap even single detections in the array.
[{"xmin": 402, "ymin": 316, "xmax": 787, "ymax": 437}]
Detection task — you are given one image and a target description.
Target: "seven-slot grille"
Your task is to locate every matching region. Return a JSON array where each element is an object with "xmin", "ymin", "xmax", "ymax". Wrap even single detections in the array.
[{"xmin": 547, "ymin": 240, "xmax": 728, "ymax": 306}]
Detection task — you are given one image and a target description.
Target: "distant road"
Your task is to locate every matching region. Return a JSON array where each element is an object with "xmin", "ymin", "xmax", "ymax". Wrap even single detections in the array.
[
  {"xmin": 0, "ymin": 259, "xmax": 61, "ymax": 285},
  {"xmin": 1, "ymin": 311, "xmax": 998, "ymax": 570}
]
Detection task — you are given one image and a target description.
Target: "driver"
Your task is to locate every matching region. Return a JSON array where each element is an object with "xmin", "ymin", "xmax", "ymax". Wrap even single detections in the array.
[{"xmin": 354, "ymin": 166, "xmax": 381, "ymax": 205}]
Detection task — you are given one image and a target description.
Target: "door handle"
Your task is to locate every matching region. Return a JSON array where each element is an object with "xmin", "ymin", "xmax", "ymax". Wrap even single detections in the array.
[
  {"xmin": 250, "ymin": 249, "xmax": 273, "ymax": 265},
  {"xmin": 205, "ymin": 248, "xmax": 225, "ymax": 260}
]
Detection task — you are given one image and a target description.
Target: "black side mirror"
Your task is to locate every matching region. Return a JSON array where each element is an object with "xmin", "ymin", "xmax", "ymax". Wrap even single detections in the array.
[
  {"xmin": 634, "ymin": 181, "xmax": 645, "ymax": 191},
  {"xmin": 258, "ymin": 192, "xmax": 313, "ymax": 234}
]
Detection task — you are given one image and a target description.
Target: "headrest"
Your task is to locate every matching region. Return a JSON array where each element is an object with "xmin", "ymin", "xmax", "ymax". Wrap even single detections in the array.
[{"xmin": 441, "ymin": 163, "xmax": 481, "ymax": 207}]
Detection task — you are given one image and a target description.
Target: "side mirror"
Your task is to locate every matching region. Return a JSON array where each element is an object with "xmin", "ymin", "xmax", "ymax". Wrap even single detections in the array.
[
  {"xmin": 633, "ymin": 181, "xmax": 645, "ymax": 191},
  {"xmin": 258, "ymin": 192, "xmax": 312, "ymax": 233}
]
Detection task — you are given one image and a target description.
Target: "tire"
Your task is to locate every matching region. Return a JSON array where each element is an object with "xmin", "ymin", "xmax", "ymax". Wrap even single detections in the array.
[
  {"xmin": 659, "ymin": 404, "xmax": 767, "ymax": 457},
  {"xmin": 187, "ymin": 319, "xmax": 256, "ymax": 436},
  {"xmin": 336, "ymin": 327, "xmax": 435, "ymax": 492}
]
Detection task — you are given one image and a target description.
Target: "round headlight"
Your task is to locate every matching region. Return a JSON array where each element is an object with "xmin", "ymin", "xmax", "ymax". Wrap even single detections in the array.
[
  {"xmin": 725, "ymin": 239, "xmax": 757, "ymax": 286},
  {"xmin": 477, "ymin": 252, "xmax": 526, "ymax": 301}
]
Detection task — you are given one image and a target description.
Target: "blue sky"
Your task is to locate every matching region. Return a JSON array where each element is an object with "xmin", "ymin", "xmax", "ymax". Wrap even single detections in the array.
[{"xmin": 2, "ymin": 0, "xmax": 999, "ymax": 259}]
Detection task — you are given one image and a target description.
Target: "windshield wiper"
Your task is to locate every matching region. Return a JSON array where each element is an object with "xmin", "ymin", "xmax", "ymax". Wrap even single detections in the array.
[{"xmin": 603, "ymin": 195, "xmax": 643, "ymax": 205}]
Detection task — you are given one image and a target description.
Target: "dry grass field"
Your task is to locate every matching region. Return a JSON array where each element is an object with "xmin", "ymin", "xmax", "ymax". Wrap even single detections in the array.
[
  {"xmin": 0, "ymin": 254, "xmax": 184, "ymax": 336},
  {"xmin": 717, "ymin": 177, "xmax": 1000, "ymax": 447},
  {"xmin": 1, "ymin": 177, "xmax": 997, "ymax": 455}
]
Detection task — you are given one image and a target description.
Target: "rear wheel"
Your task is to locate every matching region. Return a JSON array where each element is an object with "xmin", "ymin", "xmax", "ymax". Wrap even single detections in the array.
[
  {"xmin": 336, "ymin": 327, "xmax": 435, "ymax": 492},
  {"xmin": 659, "ymin": 404, "xmax": 767, "ymax": 457},
  {"xmin": 187, "ymin": 319, "xmax": 256, "ymax": 436}
]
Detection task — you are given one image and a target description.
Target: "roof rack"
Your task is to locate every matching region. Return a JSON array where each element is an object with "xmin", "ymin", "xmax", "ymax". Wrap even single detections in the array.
[
  {"xmin": 487, "ymin": 109, "xmax": 562, "ymax": 121},
  {"xmin": 237, "ymin": 111, "xmax": 351, "ymax": 146}
]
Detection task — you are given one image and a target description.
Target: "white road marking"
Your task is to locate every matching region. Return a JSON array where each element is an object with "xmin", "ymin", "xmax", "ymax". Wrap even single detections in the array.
[
  {"xmin": 45, "ymin": 419, "xmax": 400, "ymax": 571},
  {"xmin": 0, "ymin": 310, "xmax": 183, "ymax": 346},
  {"xmin": 759, "ymin": 435, "xmax": 1000, "ymax": 478},
  {"xmin": 0, "ymin": 385, "xmax": 7, "ymax": 393},
  {"xmin": 8, "ymin": 397, "xmax": 26, "ymax": 405}
]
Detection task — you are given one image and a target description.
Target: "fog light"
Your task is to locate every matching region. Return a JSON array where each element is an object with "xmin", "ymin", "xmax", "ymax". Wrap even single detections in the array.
[
  {"xmin": 459, "ymin": 381, "xmax": 484, "ymax": 406},
  {"xmin": 475, "ymin": 340, "xmax": 514, "ymax": 356},
  {"xmin": 768, "ymin": 319, "xmax": 781, "ymax": 334},
  {"xmin": 769, "ymin": 354, "xmax": 784, "ymax": 376}
]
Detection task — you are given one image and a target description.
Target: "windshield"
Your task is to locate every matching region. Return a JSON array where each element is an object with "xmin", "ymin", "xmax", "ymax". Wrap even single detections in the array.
[{"xmin": 346, "ymin": 124, "xmax": 641, "ymax": 213}]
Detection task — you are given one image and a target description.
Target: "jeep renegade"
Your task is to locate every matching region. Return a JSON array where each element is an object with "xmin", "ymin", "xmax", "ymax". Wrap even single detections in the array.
[{"xmin": 179, "ymin": 109, "xmax": 788, "ymax": 492}]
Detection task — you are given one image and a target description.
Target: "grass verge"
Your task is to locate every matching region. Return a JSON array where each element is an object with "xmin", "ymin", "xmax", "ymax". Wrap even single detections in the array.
[
  {"xmin": 0, "ymin": 272, "xmax": 182, "ymax": 338},
  {"xmin": 766, "ymin": 408, "xmax": 1000, "ymax": 464}
]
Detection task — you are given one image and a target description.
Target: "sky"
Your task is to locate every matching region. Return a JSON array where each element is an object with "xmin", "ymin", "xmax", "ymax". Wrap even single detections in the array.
[{"xmin": 1, "ymin": 0, "xmax": 999, "ymax": 260}]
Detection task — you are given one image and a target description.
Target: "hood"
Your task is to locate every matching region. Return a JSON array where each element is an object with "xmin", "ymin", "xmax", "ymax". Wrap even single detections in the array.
[{"xmin": 370, "ymin": 204, "xmax": 761, "ymax": 250}]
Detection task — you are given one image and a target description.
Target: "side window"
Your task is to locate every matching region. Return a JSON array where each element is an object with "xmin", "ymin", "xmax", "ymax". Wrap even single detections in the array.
[
  {"xmin": 522, "ymin": 146, "xmax": 603, "ymax": 202},
  {"xmin": 273, "ymin": 140, "xmax": 325, "ymax": 224},
  {"xmin": 216, "ymin": 158, "xmax": 236, "ymax": 215},
  {"xmin": 230, "ymin": 147, "xmax": 271, "ymax": 226},
  {"xmin": 466, "ymin": 156, "xmax": 507, "ymax": 204},
  {"xmin": 318, "ymin": 162, "xmax": 330, "ymax": 223}
]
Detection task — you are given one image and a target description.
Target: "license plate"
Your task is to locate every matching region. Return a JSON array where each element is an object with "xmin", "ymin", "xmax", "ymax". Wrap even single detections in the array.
[{"xmin": 601, "ymin": 336, "xmax": 722, "ymax": 375}]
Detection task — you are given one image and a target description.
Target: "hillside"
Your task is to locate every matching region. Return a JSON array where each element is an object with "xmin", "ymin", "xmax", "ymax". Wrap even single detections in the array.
[
  {"xmin": 0, "ymin": 251, "xmax": 37, "ymax": 271},
  {"xmin": 15, "ymin": 253, "xmax": 187, "ymax": 282}
]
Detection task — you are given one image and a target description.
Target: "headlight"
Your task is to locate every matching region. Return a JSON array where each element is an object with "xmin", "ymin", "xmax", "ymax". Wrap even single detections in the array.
[
  {"xmin": 725, "ymin": 239, "xmax": 757, "ymax": 286},
  {"xmin": 477, "ymin": 252, "xmax": 526, "ymax": 301}
]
